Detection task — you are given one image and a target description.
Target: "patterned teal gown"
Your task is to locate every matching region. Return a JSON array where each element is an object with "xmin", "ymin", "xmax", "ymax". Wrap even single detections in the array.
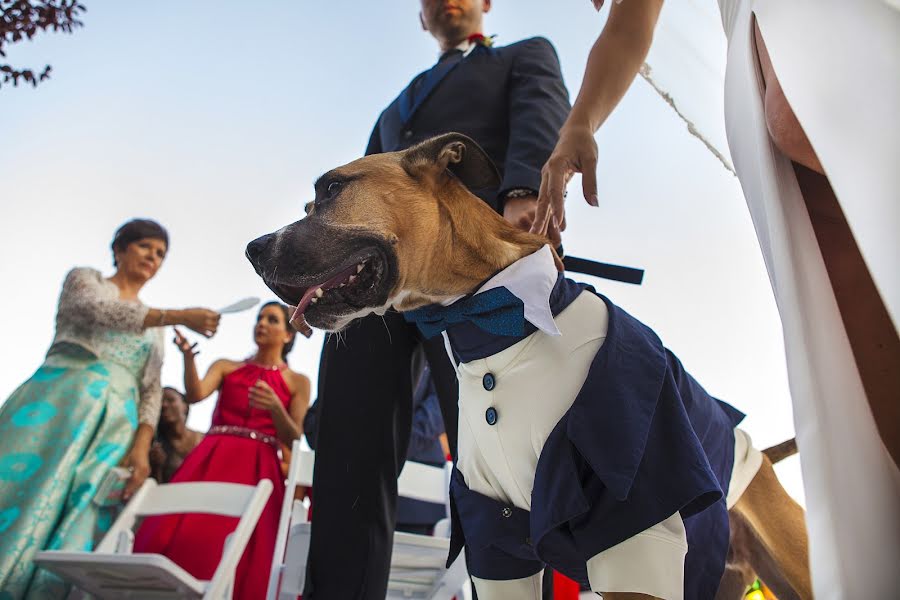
[{"xmin": 0, "ymin": 327, "xmax": 157, "ymax": 599}]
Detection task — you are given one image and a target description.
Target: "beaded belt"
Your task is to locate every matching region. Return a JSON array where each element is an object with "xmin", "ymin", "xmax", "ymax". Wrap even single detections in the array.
[{"xmin": 207, "ymin": 425, "xmax": 281, "ymax": 455}]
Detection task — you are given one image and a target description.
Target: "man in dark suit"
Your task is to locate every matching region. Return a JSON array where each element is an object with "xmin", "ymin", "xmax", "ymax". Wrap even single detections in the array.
[{"xmin": 304, "ymin": 1, "xmax": 570, "ymax": 598}]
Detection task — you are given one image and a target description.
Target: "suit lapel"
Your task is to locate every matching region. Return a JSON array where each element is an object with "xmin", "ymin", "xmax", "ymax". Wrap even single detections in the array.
[{"xmin": 397, "ymin": 45, "xmax": 483, "ymax": 125}]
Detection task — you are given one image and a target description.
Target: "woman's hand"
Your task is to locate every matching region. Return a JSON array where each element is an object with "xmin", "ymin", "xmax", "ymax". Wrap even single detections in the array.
[
  {"xmin": 122, "ymin": 447, "xmax": 151, "ymax": 501},
  {"xmin": 249, "ymin": 380, "xmax": 284, "ymax": 414},
  {"xmin": 173, "ymin": 328, "xmax": 199, "ymax": 358},
  {"xmin": 178, "ymin": 308, "xmax": 221, "ymax": 338},
  {"xmin": 532, "ymin": 119, "xmax": 599, "ymax": 240}
]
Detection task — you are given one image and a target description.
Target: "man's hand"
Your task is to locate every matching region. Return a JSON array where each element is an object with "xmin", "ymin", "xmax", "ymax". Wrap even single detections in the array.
[
  {"xmin": 533, "ymin": 120, "xmax": 599, "ymax": 241},
  {"xmin": 504, "ymin": 194, "xmax": 562, "ymax": 246}
]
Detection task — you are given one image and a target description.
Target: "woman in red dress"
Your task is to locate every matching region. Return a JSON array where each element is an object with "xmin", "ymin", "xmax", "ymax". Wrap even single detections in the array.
[{"xmin": 134, "ymin": 302, "xmax": 310, "ymax": 599}]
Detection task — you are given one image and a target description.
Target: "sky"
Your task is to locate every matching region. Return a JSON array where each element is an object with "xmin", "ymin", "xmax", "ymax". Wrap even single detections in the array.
[{"xmin": 0, "ymin": 1, "xmax": 804, "ymax": 504}]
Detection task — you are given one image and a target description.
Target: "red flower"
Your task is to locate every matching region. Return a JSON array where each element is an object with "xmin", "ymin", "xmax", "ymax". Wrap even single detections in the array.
[{"xmin": 466, "ymin": 33, "xmax": 495, "ymax": 47}]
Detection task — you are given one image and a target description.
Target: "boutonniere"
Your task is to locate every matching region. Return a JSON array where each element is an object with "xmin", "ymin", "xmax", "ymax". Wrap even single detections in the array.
[{"xmin": 466, "ymin": 33, "xmax": 496, "ymax": 47}]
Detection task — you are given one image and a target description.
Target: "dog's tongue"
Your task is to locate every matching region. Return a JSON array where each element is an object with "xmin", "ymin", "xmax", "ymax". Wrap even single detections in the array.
[
  {"xmin": 289, "ymin": 308, "xmax": 313, "ymax": 338},
  {"xmin": 289, "ymin": 291, "xmax": 317, "ymax": 339},
  {"xmin": 289, "ymin": 264, "xmax": 360, "ymax": 335},
  {"xmin": 292, "ymin": 286, "xmax": 321, "ymax": 322}
]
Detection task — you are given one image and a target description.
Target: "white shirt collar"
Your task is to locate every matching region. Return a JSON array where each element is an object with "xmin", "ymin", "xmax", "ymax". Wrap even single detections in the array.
[
  {"xmin": 469, "ymin": 245, "xmax": 561, "ymax": 336},
  {"xmin": 438, "ymin": 38, "xmax": 478, "ymax": 60}
]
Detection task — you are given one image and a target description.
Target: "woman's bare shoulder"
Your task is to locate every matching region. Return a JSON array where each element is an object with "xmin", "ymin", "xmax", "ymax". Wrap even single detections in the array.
[
  {"xmin": 285, "ymin": 369, "xmax": 311, "ymax": 391},
  {"xmin": 211, "ymin": 358, "xmax": 243, "ymax": 375}
]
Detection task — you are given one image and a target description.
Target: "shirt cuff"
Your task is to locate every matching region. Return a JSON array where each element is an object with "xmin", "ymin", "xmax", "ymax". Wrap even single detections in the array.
[
  {"xmin": 586, "ymin": 511, "xmax": 688, "ymax": 600},
  {"xmin": 471, "ymin": 572, "xmax": 544, "ymax": 598}
]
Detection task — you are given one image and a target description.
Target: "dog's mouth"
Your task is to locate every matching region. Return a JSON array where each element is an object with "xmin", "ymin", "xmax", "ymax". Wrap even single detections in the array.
[{"xmin": 264, "ymin": 248, "xmax": 393, "ymax": 331}]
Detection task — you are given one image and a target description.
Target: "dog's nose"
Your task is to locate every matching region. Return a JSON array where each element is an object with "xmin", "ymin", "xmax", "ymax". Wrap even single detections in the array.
[{"xmin": 246, "ymin": 233, "xmax": 275, "ymax": 265}]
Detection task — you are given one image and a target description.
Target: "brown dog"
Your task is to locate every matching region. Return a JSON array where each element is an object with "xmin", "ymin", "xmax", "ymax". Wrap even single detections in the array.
[{"xmin": 246, "ymin": 133, "xmax": 811, "ymax": 600}]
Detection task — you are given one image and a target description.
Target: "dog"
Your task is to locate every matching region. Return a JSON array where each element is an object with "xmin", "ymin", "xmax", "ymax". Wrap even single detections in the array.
[{"xmin": 246, "ymin": 133, "xmax": 810, "ymax": 600}]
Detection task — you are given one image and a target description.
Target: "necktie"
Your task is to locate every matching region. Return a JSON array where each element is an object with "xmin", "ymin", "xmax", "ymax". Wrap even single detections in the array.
[{"xmin": 404, "ymin": 287, "xmax": 526, "ymax": 339}]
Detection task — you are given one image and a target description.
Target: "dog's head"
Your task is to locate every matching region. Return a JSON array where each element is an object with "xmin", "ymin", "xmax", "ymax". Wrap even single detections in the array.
[{"xmin": 246, "ymin": 133, "xmax": 550, "ymax": 332}]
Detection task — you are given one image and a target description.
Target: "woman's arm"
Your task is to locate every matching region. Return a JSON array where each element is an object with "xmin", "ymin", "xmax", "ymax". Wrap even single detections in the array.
[
  {"xmin": 59, "ymin": 269, "xmax": 220, "ymax": 338},
  {"xmin": 568, "ymin": 0, "xmax": 663, "ymax": 134},
  {"xmin": 533, "ymin": 0, "xmax": 664, "ymax": 236},
  {"xmin": 145, "ymin": 308, "xmax": 220, "ymax": 338},
  {"xmin": 173, "ymin": 328, "xmax": 231, "ymax": 403}
]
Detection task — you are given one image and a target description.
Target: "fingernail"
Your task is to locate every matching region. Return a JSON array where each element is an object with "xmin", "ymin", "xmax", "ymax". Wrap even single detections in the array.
[{"xmin": 589, "ymin": 194, "xmax": 599, "ymax": 207}]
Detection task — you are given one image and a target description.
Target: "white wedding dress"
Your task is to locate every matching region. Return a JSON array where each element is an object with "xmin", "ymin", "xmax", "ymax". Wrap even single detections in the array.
[
  {"xmin": 717, "ymin": 1, "xmax": 900, "ymax": 597},
  {"xmin": 641, "ymin": 0, "xmax": 900, "ymax": 597}
]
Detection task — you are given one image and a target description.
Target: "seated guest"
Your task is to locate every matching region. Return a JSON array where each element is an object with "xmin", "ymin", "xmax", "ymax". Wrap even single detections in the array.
[
  {"xmin": 133, "ymin": 302, "xmax": 310, "ymax": 600},
  {"xmin": 396, "ymin": 355, "xmax": 450, "ymax": 536},
  {"xmin": 0, "ymin": 218, "xmax": 220, "ymax": 598},
  {"xmin": 148, "ymin": 387, "xmax": 203, "ymax": 483}
]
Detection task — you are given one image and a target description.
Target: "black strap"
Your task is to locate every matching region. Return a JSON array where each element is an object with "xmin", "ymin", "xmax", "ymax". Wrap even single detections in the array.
[{"xmin": 563, "ymin": 255, "xmax": 644, "ymax": 285}]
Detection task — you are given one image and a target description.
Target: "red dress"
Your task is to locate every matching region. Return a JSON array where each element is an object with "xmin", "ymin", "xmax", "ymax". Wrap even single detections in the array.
[{"xmin": 134, "ymin": 363, "xmax": 290, "ymax": 599}]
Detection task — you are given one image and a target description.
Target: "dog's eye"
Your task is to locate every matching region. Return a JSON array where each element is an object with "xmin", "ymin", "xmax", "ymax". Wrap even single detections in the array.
[{"xmin": 326, "ymin": 181, "xmax": 343, "ymax": 197}]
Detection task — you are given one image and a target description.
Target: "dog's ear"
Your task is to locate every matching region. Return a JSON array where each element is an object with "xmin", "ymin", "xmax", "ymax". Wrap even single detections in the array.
[{"xmin": 402, "ymin": 132, "xmax": 501, "ymax": 191}]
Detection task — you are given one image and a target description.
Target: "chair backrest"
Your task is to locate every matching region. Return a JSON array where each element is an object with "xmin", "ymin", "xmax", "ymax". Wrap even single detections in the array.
[
  {"xmin": 136, "ymin": 481, "xmax": 267, "ymax": 517},
  {"xmin": 96, "ymin": 479, "xmax": 273, "ymax": 554},
  {"xmin": 268, "ymin": 439, "xmax": 305, "ymax": 600},
  {"xmin": 292, "ymin": 449, "xmax": 448, "ymax": 505}
]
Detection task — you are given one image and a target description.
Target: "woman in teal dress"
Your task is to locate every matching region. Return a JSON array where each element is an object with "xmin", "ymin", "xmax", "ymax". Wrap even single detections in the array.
[{"xmin": 0, "ymin": 219, "xmax": 222, "ymax": 599}]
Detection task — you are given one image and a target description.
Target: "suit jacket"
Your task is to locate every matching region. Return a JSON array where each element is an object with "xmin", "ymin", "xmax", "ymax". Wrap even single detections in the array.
[{"xmin": 366, "ymin": 37, "xmax": 571, "ymax": 212}]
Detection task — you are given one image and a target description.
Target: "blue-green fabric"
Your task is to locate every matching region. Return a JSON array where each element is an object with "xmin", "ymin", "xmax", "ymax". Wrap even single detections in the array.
[{"xmin": 0, "ymin": 337, "xmax": 149, "ymax": 599}]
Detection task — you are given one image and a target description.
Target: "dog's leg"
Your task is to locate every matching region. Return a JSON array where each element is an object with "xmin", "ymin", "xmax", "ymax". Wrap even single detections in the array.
[
  {"xmin": 715, "ymin": 516, "xmax": 759, "ymax": 600},
  {"xmin": 471, "ymin": 572, "xmax": 543, "ymax": 600},
  {"xmin": 728, "ymin": 455, "xmax": 812, "ymax": 600},
  {"xmin": 715, "ymin": 564, "xmax": 756, "ymax": 600}
]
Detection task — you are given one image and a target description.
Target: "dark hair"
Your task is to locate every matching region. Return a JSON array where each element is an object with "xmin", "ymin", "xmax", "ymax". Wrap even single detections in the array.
[
  {"xmin": 111, "ymin": 219, "xmax": 169, "ymax": 267},
  {"xmin": 261, "ymin": 301, "xmax": 296, "ymax": 361},
  {"xmin": 162, "ymin": 386, "xmax": 189, "ymax": 418}
]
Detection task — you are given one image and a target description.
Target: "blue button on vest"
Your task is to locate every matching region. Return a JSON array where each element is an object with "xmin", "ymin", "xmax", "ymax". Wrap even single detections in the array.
[{"xmin": 483, "ymin": 373, "xmax": 496, "ymax": 391}]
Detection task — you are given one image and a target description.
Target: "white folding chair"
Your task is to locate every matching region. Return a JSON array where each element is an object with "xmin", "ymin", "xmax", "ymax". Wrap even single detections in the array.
[
  {"xmin": 35, "ymin": 478, "xmax": 273, "ymax": 599},
  {"xmin": 267, "ymin": 445, "xmax": 468, "ymax": 600},
  {"xmin": 267, "ymin": 439, "xmax": 310, "ymax": 600}
]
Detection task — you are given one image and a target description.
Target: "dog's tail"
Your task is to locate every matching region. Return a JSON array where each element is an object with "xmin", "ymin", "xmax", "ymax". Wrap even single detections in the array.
[{"xmin": 762, "ymin": 438, "xmax": 799, "ymax": 464}]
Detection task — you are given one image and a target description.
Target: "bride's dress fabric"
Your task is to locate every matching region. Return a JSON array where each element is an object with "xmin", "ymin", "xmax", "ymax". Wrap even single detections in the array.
[{"xmin": 640, "ymin": 0, "xmax": 900, "ymax": 596}]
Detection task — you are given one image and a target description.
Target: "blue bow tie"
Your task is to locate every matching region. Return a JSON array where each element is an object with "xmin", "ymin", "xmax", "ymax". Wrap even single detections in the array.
[{"xmin": 404, "ymin": 287, "xmax": 526, "ymax": 339}]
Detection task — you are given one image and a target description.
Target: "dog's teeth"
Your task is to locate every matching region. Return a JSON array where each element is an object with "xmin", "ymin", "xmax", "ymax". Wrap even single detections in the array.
[
  {"xmin": 310, "ymin": 297, "xmax": 318, "ymax": 304},
  {"xmin": 338, "ymin": 283, "xmax": 345, "ymax": 288},
  {"xmin": 314, "ymin": 288, "xmax": 323, "ymax": 298},
  {"xmin": 348, "ymin": 275, "xmax": 357, "ymax": 284},
  {"xmin": 356, "ymin": 263, "xmax": 364, "ymax": 273}
]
